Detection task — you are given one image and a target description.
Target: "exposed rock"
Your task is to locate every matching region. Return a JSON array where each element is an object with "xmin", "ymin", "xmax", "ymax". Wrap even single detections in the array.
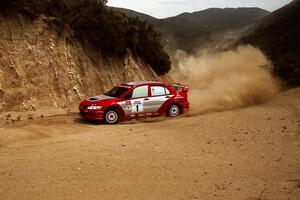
[{"xmin": 0, "ymin": 14, "xmax": 160, "ymax": 119}]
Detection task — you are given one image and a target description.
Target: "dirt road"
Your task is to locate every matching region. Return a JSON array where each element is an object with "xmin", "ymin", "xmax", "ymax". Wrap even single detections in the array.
[{"xmin": 0, "ymin": 88, "xmax": 300, "ymax": 200}]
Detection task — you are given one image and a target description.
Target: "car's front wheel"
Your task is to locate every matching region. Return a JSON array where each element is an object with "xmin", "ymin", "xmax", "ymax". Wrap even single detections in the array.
[
  {"xmin": 167, "ymin": 104, "xmax": 180, "ymax": 117},
  {"xmin": 104, "ymin": 108, "xmax": 121, "ymax": 124}
]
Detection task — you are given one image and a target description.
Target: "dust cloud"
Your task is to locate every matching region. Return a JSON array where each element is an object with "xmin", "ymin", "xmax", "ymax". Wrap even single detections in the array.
[{"xmin": 170, "ymin": 45, "xmax": 280, "ymax": 115}]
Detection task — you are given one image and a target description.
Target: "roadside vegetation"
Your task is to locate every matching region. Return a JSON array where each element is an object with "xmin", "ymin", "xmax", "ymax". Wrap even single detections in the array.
[{"xmin": 0, "ymin": 0, "xmax": 171, "ymax": 75}]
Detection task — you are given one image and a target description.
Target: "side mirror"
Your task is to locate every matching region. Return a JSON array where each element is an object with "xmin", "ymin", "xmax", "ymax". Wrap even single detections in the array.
[{"xmin": 124, "ymin": 93, "xmax": 132, "ymax": 100}]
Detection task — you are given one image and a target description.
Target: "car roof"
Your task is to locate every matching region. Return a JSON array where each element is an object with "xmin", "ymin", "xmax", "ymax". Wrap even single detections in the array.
[{"xmin": 121, "ymin": 81, "xmax": 164, "ymax": 87}]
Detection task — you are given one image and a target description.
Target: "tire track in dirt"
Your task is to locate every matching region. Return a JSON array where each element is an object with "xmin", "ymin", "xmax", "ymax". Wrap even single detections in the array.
[{"xmin": 0, "ymin": 89, "xmax": 299, "ymax": 200}]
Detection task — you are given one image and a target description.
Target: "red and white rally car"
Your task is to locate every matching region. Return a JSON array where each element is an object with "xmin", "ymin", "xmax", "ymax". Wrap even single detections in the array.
[{"xmin": 79, "ymin": 81, "xmax": 189, "ymax": 124}]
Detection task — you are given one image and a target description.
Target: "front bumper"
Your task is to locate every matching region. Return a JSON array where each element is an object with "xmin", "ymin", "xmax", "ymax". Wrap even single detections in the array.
[{"xmin": 80, "ymin": 109, "xmax": 104, "ymax": 121}]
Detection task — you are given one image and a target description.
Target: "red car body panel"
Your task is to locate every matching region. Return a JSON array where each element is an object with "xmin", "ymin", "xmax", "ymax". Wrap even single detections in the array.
[{"xmin": 79, "ymin": 81, "xmax": 189, "ymax": 122}]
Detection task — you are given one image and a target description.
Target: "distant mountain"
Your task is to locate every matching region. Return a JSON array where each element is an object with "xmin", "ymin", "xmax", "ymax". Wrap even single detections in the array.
[
  {"xmin": 112, "ymin": 7, "xmax": 157, "ymax": 23},
  {"xmin": 113, "ymin": 7, "xmax": 269, "ymax": 53},
  {"xmin": 239, "ymin": 0, "xmax": 300, "ymax": 85}
]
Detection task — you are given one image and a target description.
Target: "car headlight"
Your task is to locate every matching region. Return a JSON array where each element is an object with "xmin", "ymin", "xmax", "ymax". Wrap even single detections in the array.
[{"xmin": 87, "ymin": 105, "xmax": 103, "ymax": 110}]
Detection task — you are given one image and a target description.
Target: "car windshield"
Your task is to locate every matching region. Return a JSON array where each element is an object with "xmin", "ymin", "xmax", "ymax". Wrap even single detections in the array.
[{"xmin": 104, "ymin": 86, "xmax": 130, "ymax": 98}]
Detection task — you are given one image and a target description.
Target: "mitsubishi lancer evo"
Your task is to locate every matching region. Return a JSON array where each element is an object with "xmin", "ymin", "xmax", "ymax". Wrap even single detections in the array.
[{"xmin": 79, "ymin": 81, "xmax": 189, "ymax": 124}]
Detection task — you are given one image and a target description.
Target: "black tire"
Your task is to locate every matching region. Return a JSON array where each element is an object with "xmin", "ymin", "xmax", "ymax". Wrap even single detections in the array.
[
  {"xmin": 104, "ymin": 108, "xmax": 121, "ymax": 124},
  {"xmin": 167, "ymin": 104, "xmax": 180, "ymax": 117}
]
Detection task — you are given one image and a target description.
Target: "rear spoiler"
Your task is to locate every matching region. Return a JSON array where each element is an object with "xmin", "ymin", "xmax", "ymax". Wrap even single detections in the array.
[{"xmin": 170, "ymin": 84, "xmax": 189, "ymax": 93}]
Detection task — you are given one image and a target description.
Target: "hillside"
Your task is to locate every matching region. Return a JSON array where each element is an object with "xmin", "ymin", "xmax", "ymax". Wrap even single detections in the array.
[
  {"xmin": 0, "ymin": 2, "xmax": 163, "ymax": 119},
  {"xmin": 1, "ymin": 0, "xmax": 171, "ymax": 75},
  {"xmin": 113, "ymin": 7, "xmax": 157, "ymax": 23},
  {"xmin": 114, "ymin": 7, "xmax": 269, "ymax": 53},
  {"xmin": 239, "ymin": 0, "xmax": 300, "ymax": 85}
]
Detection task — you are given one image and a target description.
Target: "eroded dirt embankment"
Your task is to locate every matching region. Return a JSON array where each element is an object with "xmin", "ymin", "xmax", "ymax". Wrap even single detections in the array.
[{"xmin": 0, "ymin": 13, "xmax": 161, "ymax": 123}]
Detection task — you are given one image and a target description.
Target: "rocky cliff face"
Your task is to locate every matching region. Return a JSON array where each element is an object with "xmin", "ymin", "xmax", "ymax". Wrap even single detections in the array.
[{"xmin": 0, "ymin": 13, "xmax": 160, "ymax": 122}]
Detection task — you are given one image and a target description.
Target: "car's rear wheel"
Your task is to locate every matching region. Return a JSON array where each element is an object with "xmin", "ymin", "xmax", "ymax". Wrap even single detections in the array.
[
  {"xmin": 104, "ymin": 108, "xmax": 121, "ymax": 124},
  {"xmin": 168, "ymin": 104, "xmax": 180, "ymax": 117}
]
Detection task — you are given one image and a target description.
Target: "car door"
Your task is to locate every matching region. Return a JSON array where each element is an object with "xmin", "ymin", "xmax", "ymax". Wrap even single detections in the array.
[
  {"xmin": 144, "ymin": 85, "xmax": 172, "ymax": 113},
  {"xmin": 121, "ymin": 85, "xmax": 150, "ymax": 115}
]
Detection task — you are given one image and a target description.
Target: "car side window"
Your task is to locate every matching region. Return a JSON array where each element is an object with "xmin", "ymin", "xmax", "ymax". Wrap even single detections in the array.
[
  {"xmin": 151, "ymin": 86, "xmax": 168, "ymax": 96},
  {"xmin": 132, "ymin": 86, "xmax": 148, "ymax": 98},
  {"xmin": 165, "ymin": 88, "xmax": 171, "ymax": 95}
]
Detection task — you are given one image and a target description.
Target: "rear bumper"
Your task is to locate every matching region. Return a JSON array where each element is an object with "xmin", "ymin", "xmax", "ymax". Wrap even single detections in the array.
[
  {"xmin": 80, "ymin": 109, "xmax": 104, "ymax": 121},
  {"xmin": 182, "ymin": 102, "xmax": 190, "ymax": 113}
]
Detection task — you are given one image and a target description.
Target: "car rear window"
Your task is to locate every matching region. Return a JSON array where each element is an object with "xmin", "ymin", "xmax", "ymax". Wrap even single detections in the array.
[{"xmin": 151, "ymin": 86, "xmax": 170, "ymax": 96}]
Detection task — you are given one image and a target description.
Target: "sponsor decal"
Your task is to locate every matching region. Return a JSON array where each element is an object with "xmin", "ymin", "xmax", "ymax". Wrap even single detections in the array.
[
  {"xmin": 175, "ymin": 95, "xmax": 183, "ymax": 99},
  {"xmin": 131, "ymin": 100, "xmax": 144, "ymax": 113},
  {"xmin": 125, "ymin": 100, "xmax": 132, "ymax": 109}
]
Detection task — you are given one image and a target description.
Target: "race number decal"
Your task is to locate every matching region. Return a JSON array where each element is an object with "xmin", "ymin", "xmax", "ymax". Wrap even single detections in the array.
[{"xmin": 131, "ymin": 100, "xmax": 144, "ymax": 113}]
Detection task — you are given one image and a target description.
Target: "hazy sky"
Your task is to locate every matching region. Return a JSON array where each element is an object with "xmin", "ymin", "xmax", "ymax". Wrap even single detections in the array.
[{"xmin": 107, "ymin": 0, "xmax": 293, "ymax": 18}]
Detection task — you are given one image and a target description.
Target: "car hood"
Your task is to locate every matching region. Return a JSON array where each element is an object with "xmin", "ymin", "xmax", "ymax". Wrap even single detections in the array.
[
  {"xmin": 81, "ymin": 95, "xmax": 118, "ymax": 105},
  {"xmin": 87, "ymin": 95, "xmax": 116, "ymax": 101}
]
